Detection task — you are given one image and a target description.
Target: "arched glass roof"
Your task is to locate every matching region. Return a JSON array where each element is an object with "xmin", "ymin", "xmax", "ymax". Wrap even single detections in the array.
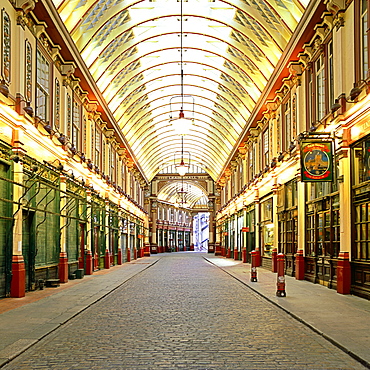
[
  {"xmin": 53, "ymin": 0, "xmax": 309, "ymax": 181},
  {"xmin": 157, "ymin": 180, "xmax": 207, "ymax": 208}
]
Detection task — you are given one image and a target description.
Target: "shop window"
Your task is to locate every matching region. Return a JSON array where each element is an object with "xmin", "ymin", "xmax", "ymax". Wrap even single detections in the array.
[
  {"xmin": 354, "ymin": 202, "xmax": 370, "ymax": 260},
  {"xmin": 248, "ymin": 144, "xmax": 254, "ymax": 182},
  {"xmin": 285, "ymin": 180, "xmax": 297, "ymax": 208},
  {"xmin": 260, "ymin": 198, "xmax": 273, "ymax": 257},
  {"xmin": 316, "ymin": 54, "xmax": 325, "ymax": 121},
  {"xmin": 121, "ymin": 161, "xmax": 126, "ymax": 191},
  {"xmin": 109, "ymin": 145, "xmax": 116, "ymax": 184},
  {"xmin": 277, "ymin": 180, "xmax": 298, "ymax": 259},
  {"xmin": 305, "ymin": 195, "xmax": 340, "ymax": 258},
  {"xmin": 25, "ymin": 41, "xmax": 32, "ymax": 102},
  {"xmin": 72, "ymin": 100, "xmax": 81, "ymax": 151},
  {"xmin": 305, "ymin": 38, "xmax": 333, "ymax": 129},
  {"xmin": 54, "ymin": 79, "xmax": 60, "ymax": 130},
  {"xmin": 103, "ymin": 139, "xmax": 107, "ymax": 173},
  {"xmin": 94, "ymin": 125, "xmax": 101, "ymax": 169},
  {"xmin": 262, "ymin": 128, "xmax": 269, "ymax": 169},
  {"xmin": 1, "ymin": 10, "xmax": 11, "ymax": 84},
  {"xmin": 352, "ymin": 140, "xmax": 370, "ymax": 185},
  {"xmin": 356, "ymin": 0, "xmax": 369, "ymax": 80},
  {"xmin": 327, "ymin": 40, "xmax": 334, "ymax": 109},
  {"xmin": 66, "ymin": 93, "xmax": 71, "ymax": 138},
  {"xmin": 36, "ymin": 50, "xmax": 49, "ymax": 121},
  {"xmin": 282, "ymin": 97, "xmax": 293, "ymax": 152}
]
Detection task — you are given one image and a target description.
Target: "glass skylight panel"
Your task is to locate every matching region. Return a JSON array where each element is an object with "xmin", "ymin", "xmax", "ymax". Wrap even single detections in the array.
[{"xmin": 52, "ymin": 0, "xmax": 309, "ymax": 180}]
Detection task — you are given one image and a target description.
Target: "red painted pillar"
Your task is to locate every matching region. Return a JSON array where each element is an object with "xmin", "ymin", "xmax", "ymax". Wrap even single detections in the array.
[
  {"xmin": 255, "ymin": 248, "xmax": 261, "ymax": 267},
  {"xmin": 85, "ymin": 250, "xmax": 93, "ymax": 275},
  {"xmin": 94, "ymin": 252, "xmax": 99, "ymax": 270},
  {"xmin": 250, "ymin": 250, "xmax": 258, "ymax": 282},
  {"xmin": 295, "ymin": 249, "xmax": 305, "ymax": 280},
  {"xmin": 242, "ymin": 247, "xmax": 247, "ymax": 263},
  {"xmin": 10, "ymin": 255, "xmax": 26, "ymax": 298},
  {"xmin": 104, "ymin": 249, "xmax": 110, "ymax": 269},
  {"xmin": 117, "ymin": 248, "xmax": 122, "ymax": 265},
  {"xmin": 134, "ymin": 248, "xmax": 137, "ymax": 260},
  {"xmin": 233, "ymin": 249, "xmax": 239, "ymax": 260},
  {"xmin": 58, "ymin": 252, "xmax": 69, "ymax": 283},
  {"xmin": 215, "ymin": 243, "xmax": 222, "ymax": 256},
  {"xmin": 144, "ymin": 243, "xmax": 151, "ymax": 257},
  {"xmin": 226, "ymin": 249, "xmax": 231, "ymax": 258},
  {"xmin": 271, "ymin": 248, "xmax": 277, "ymax": 273},
  {"xmin": 190, "ymin": 244, "xmax": 194, "ymax": 251},
  {"xmin": 337, "ymin": 251, "xmax": 351, "ymax": 294},
  {"xmin": 127, "ymin": 248, "xmax": 131, "ymax": 262},
  {"xmin": 276, "ymin": 253, "xmax": 286, "ymax": 297}
]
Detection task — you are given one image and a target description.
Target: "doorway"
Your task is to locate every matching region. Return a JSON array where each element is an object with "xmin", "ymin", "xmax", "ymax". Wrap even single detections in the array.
[{"xmin": 193, "ymin": 213, "xmax": 209, "ymax": 252}]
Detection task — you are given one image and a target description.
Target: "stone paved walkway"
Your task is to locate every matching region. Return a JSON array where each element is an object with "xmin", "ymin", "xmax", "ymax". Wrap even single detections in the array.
[{"xmin": 1, "ymin": 253, "xmax": 367, "ymax": 369}]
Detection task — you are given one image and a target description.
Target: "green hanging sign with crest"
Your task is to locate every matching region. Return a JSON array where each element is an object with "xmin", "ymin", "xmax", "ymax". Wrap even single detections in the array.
[{"xmin": 300, "ymin": 140, "xmax": 333, "ymax": 182}]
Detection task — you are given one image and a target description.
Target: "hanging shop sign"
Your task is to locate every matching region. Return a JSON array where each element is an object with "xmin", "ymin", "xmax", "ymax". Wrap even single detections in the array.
[
  {"xmin": 242, "ymin": 227, "xmax": 249, "ymax": 232},
  {"xmin": 300, "ymin": 140, "xmax": 333, "ymax": 182}
]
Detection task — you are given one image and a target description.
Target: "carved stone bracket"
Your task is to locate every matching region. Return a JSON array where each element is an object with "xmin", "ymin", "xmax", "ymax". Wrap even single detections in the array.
[{"xmin": 15, "ymin": 0, "xmax": 37, "ymax": 15}]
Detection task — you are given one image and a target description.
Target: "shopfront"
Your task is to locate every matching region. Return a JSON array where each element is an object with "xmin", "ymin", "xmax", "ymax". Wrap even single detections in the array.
[
  {"xmin": 277, "ymin": 180, "xmax": 298, "ymax": 276},
  {"xmin": 236, "ymin": 211, "xmax": 243, "ymax": 260},
  {"xmin": 351, "ymin": 136, "xmax": 370, "ymax": 299},
  {"xmin": 244, "ymin": 205, "xmax": 255, "ymax": 263},
  {"xmin": 260, "ymin": 196, "xmax": 274, "ymax": 268},
  {"xmin": 305, "ymin": 182, "xmax": 340, "ymax": 287}
]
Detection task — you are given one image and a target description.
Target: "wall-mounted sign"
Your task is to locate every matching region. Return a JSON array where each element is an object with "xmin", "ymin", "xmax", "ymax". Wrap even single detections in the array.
[
  {"xmin": 242, "ymin": 227, "xmax": 249, "ymax": 232},
  {"xmin": 300, "ymin": 140, "xmax": 333, "ymax": 182}
]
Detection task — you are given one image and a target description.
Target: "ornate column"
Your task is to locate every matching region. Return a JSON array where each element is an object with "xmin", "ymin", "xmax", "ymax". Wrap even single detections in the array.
[
  {"xmin": 143, "ymin": 186, "xmax": 151, "ymax": 256},
  {"xmin": 58, "ymin": 175, "xmax": 68, "ymax": 283},
  {"xmin": 104, "ymin": 199, "xmax": 110, "ymax": 269},
  {"xmin": 208, "ymin": 199, "xmax": 215, "ymax": 253},
  {"xmin": 295, "ymin": 180, "xmax": 306, "ymax": 280},
  {"xmin": 150, "ymin": 199, "xmax": 158, "ymax": 253},
  {"xmin": 11, "ymin": 158, "xmax": 26, "ymax": 297},
  {"xmin": 253, "ymin": 188, "xmax": 261, "ymax": 267},
  {"xmin": 85, "ymin": 189, "xmax": 93, "ymax": 274},
  {"xmin": 337, "ymin": 144, "xmax": 351, "ymax": 294}
]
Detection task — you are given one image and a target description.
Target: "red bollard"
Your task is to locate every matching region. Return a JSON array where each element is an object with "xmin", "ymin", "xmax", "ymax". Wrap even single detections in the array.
[
  {"xmin": 276, "ymin": 253, "xmax": 286, "ymax": 297},
  {"xmin": 271, "ymin": 248, "xmax": 277, "ymax": 273},
  {"xmin": 250, "ymin": 250, "xmax": 258, "ymax": 282}
]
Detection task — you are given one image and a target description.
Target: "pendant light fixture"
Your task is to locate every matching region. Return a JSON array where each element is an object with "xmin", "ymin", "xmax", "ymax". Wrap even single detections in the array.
[
  {"xmin": 174, "ymin": 135, "xmax": 190, "ymax": 176},
  {"xmin": 169, "ymin": 0, "xmax": 194, "ymax": 136},
  {"xmin": 171, "ymin": 0, "xmax": 192, "ymax": 177}
]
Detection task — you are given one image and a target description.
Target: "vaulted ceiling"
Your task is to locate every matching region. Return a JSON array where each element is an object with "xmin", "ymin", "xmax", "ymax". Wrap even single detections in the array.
[{"xmin": 53, "ymin": 0, "xmax": 309, "ymax": 182}]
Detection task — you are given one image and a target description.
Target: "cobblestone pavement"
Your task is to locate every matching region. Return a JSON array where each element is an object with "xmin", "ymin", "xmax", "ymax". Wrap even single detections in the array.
[{"xmin": 3, "ymin": 253, "xmax": 366, "ymax": 370}]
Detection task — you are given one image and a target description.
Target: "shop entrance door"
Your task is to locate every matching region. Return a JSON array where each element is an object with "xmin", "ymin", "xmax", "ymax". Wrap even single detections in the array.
[
  {"xmin": 78, "ymin": 223, "xmax": 85, "ymax": 269},
  {"xmin": 93, "ymin": 226, "xmax": 100, "ymax": 270},
  {"xmin": 22, "ymin": 210, "xmax": 36, "ymax": 291}
]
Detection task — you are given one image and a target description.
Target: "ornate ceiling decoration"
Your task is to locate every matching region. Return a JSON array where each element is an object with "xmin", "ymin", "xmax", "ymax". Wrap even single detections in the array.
[{"xmin": 53, "ymin": 0, "xmax": 309, "ymax": 181}]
